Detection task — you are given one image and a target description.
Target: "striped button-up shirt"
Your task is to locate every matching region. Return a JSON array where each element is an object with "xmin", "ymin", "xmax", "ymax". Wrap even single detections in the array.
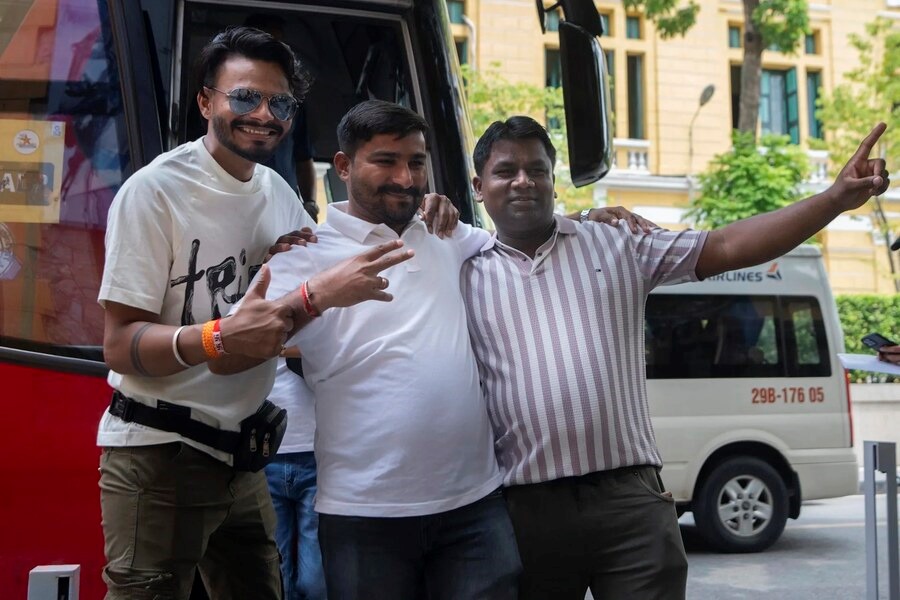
[{"xmin": 461, "ymin": 215, "xmax": 707, "ymax": 486}]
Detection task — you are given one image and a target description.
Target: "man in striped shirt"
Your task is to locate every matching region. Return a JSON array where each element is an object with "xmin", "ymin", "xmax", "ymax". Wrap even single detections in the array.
[{"xmin": 461, "ymin": 116, "xmax": 890, "ymax": 599}]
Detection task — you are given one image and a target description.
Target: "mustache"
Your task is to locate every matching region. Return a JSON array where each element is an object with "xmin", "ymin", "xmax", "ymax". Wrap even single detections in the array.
[
  {"xmin": 377, "ymin": 184, "xmax": 423, "ymax": 198},
  {"xmin": 232, "ymin": 119, "xmax": 284, "ymax": 136}
]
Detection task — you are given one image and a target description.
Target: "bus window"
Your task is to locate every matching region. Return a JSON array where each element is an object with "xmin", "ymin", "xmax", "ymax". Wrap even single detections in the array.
[
  {"xmin": 0, "ymin": 0, "xmax": 130, "ymax": 361},
  {"xmin": 645, "ymin": 294, "xmax": 783, "ymax": 379}
]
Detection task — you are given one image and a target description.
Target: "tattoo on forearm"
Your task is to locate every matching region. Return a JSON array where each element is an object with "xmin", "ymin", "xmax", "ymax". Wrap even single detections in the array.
[{"xmin": 130, "ymin": 323, "xmax": 154, "ymax": 376}]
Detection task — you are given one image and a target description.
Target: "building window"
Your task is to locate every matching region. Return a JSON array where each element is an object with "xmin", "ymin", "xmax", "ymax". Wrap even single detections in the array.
[
  {"xmin": 730, "ymin": 65, "xmax": 742, "ymax": 130},
  {"xmin": 455, "ymin": 38, "xmax": 468, "ymax": 65},
  {"xmin": 805, "ymin": 32, "xmax": 818, "ymax": 55},
  {"xmin": 729, "ymin": 25, "xmax": 742, "ymax": 48},
  {"xmin": 605, "ymin": 49, "xmax": 616, "ymax": 114},
  {"xmin": 546, "ymin": 8, "xmax": 560, "ymax": 32},
  {"xmin": 600, "ymin": 13, "xmax": 611, "ymax": 36},
  {"xmin": 807, "ymin": 70, "xmax": 823, "ymax": 139},
  {"xmin": 545, "ymin": 48, "xmax": 562, "ymax": 89},
  {"xmin": 447, "ymin": 0, "xmax": 465, "ymax": 24},
  {"xmin": 760, "ymin": 68, "xmax": 799, "ymax": 144},
  {"xmin": 626, "ymin": 16, "xmax": 642, "ymax": 39},
  {"xmin": 627, "ymin": 54, "xmax": 645, "ymax": 139}
]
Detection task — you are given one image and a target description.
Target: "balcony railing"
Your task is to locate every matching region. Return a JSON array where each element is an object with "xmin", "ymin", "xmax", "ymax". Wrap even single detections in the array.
[
  {"xmin": 606, "ymin": 142, "xmax": 828, "ymax": 185},
  {"xmin": 610, "ymin": 138, "xmax": 650, "ymax": 173},
  {"xmin": 806, "ymin": 149, "xmax": 829, "ymax": 184}
]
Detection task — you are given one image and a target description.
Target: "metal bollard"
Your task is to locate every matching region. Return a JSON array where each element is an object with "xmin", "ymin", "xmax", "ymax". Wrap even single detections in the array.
[
  {"xmin": 27, "ymin": 564, "xmax": 80, "ymax": 600},
  {"xmin": 864, "ymin": 441, "xmax": 899, "ymax": 600}
]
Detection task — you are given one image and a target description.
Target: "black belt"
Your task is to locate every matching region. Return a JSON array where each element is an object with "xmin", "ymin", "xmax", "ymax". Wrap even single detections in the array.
[{"xmin": 109, "ymin": 390, "xmax": 240, "ymax": 453}]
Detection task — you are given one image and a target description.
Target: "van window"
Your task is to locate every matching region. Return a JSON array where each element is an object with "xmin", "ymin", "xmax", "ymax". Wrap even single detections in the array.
[
  {"xmin": 0, "ymin": 0, "xmax": 129, "ymax": 359},
  {"xmin": 784, "ymin": 298, "xmax": 831, "ymax": 377},
  {"xmin": 646, "ymin": 294, "xmax": 831, "ymax": 379},
  {"xmin": 645, "ymin": 295, "xmax": 783, "ymax": 379}
]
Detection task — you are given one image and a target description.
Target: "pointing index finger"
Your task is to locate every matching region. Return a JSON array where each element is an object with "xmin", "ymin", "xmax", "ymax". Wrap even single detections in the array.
[{"xmin": 852, "ymin": 122, "xmax": 887, "ymax": 162}]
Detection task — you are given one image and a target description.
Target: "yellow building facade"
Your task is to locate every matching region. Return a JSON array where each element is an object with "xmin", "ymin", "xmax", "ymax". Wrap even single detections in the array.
[{"xmin": 448, "ymin": 0, "xmax": 900, "ymax": 294}]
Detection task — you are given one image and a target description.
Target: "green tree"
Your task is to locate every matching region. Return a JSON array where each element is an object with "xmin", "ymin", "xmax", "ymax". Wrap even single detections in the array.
[
  {"xmin": 686, "ymin": 130, "xmax": 809, "ymax": 229},
  {"xmin": 816, "ymin": 18, "xmax": 900, "ymax": 170},
  {"xmin": 817, "ymin": 18, "xmax": 900, "ymax": 288},
  {"xmin": 622, "ymin": 0, "xmax": 809, "ymax": 139}
]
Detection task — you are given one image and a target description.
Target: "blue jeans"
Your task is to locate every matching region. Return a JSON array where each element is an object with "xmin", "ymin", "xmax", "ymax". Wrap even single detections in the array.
[
  {"xmin": 318, "ymin": 489, "xmax": 521, "ymax": 600},
  {"xmin": 264, "ymin": 452, "xmax": 327, "ymax": 600}
]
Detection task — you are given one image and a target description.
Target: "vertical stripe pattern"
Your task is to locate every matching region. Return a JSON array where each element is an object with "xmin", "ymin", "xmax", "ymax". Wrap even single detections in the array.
[{"xmin": 461, "ymin": 217, "xmax": 707, "ymax": 486}]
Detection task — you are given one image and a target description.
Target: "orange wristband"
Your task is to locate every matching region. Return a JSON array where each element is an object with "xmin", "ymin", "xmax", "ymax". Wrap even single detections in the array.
[
  {"xmin": 212, "ymin": 318, "xmax": 227, "ymax": 355},
  {"xmin": 201, "ymin": 319, "xmax": 220, "ymax": 359}
]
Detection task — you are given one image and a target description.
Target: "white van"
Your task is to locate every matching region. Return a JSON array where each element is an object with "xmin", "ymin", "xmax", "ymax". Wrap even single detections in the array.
[{"xmin": 645, "ymin": 245, "xmax": 858, "ymax": 552}]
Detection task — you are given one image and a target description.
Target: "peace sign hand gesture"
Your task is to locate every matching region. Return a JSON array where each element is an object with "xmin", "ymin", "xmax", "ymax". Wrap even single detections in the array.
[{"xmin": 304, "ymin": 240, "xmax": 415, "ymax": 312}]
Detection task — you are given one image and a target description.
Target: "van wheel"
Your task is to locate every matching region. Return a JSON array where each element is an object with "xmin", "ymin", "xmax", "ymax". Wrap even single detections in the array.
[{"xmin": 693, "ymin": 457, "xmax": 788, "ymax": 553}]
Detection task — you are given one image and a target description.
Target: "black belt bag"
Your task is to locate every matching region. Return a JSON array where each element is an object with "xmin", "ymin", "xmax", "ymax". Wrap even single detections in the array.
[{"xmin": 109, "ymin": 390, "xmax": 287, "ymax": 472}]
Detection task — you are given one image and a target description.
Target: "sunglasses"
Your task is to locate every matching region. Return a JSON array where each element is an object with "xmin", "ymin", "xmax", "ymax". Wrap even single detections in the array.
[{"xmin": 205, "ymin": 86, "xmax": 299, "ymax": 121}]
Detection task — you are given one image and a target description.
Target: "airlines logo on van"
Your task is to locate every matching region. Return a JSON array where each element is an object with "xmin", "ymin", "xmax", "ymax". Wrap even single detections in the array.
[{"xmin": 707, "ymin": 262, "xmax": 782, "ymax": 283}]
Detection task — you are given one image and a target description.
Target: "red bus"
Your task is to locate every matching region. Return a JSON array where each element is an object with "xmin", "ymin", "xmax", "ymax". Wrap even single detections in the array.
[{"xmin": 0, "ymin": 1, "xmax": 609, "ymax": 597}]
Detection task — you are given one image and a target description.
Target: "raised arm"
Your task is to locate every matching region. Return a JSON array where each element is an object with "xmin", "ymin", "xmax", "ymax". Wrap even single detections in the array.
[{"xmin": 696, "ymin": 123, "xmax": 891, "ymax": 280}]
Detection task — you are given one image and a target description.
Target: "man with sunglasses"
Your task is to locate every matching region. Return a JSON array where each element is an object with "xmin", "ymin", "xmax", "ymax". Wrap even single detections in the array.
[{"xmin": 96, "ymin": 27, "xmax": 426, "ymax": 599}]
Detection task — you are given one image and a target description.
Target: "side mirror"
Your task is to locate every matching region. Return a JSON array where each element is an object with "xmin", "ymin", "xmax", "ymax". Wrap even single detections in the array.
[{"xmin": 559, "ymin": 20, "xmax": 613, "ymax": 186}]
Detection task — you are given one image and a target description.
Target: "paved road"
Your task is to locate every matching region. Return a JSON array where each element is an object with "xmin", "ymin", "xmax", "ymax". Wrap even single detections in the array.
[
  {"xmin": 685, "ymin": 494, "xmax": 894, "ymax": 599},
  {"xmin": 586, "ymin": 494, "xmax": 897, "ymax": 599}
]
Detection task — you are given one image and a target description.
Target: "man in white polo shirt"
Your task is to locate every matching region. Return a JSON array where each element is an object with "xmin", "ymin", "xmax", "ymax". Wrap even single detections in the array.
[
  {"xmin": 262, "ymin": 100, "xmax": 518, "ymax": 599},
  {"xmin": 461, "ymin": 115, "xmax": 890, "ymax": 600}
]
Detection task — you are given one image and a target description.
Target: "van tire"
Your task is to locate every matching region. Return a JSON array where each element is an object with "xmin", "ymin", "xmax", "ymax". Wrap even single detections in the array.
[{"xmin": 693, "ymin": 456, "xmax": 788, "ymax": 553}]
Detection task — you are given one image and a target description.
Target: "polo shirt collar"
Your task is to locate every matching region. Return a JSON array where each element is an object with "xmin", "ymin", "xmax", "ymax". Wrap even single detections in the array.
[
  {"xmin": 480, "ymin": 213, "xmax": 576, "ymax": 253},
  {"xmin": 326, "ymin": 201, "xmax": 427, "ymax": 243}
]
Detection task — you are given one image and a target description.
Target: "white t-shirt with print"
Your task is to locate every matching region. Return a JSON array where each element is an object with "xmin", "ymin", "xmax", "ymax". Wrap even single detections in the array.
[
  {"xmin": 264, "ymin": 202, "xmax": 502, "ymax": 517},
  {"xmin": 97, "ymin": 137, "xmax": 315, "ymax": 462}
]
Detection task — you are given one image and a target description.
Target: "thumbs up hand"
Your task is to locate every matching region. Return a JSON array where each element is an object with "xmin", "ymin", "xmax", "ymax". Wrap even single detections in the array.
[{"xmin": 218, "ymin": 264, "xmax": 295, "ymax": 359}]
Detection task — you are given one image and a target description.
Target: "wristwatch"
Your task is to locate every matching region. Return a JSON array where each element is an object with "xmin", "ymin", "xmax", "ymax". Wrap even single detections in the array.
[{"xmin": 580, "ymin": 208, "xmax": 592, "ymax": 223}]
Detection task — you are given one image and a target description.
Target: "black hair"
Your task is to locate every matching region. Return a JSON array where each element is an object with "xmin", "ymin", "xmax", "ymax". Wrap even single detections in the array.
[
  {"xmin": 337, "ymin": 100, "xmax": 429, "ymax": 157},
  {"xmin": 194, "ymin": 26, "xmax": 311, "ymax": 101},
  {"xmin": 473, "ymin": 116, "xmax": 557, "ymax": 175}
]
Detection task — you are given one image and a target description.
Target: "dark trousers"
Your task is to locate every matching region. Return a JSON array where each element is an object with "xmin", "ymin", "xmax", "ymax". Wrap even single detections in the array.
[
  {"xmin": 505, "ymin": 465, "xmax": 688, "ymax": 600},
  {"xmin": 99, "ymin": 443, "xmax": 281, "ymax": 600},
  {"xmin": 318, "ymin": 489, "xmax": 522, "ymax": 600}
]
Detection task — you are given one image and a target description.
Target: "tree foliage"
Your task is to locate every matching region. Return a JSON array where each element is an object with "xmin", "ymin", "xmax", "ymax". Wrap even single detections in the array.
[
  {"xmin": 836, "ymin": 294, "xmax": 900, "ymax": 383},
  {"xmin": 816, "ymin": 18, "xmax": 900, "ymax": 170},
  {"xmin": 686, "ymin": 130, "xmax": 809, "ymax": 229},
  {"xmin": 621, "ymin": 0, "xmax": 699, "ymax": 39},
  {"xmin": 750, "ymin": 0, "xmax": 809, "ymax": 55}
]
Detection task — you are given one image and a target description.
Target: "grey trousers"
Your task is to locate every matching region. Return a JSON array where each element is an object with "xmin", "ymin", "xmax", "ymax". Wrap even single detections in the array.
[
  {"xmin": 504, "ymin": 465, "xmax": 688, "ymax": 600},
  {"xmin": 99, "ymin": 442, "xmax": 282, "ymax": 600}
]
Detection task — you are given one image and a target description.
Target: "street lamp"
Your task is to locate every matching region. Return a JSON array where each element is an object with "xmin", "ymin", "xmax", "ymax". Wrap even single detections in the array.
[{"xmin": 687, "ymin": 84, "xmax": 716, "ymax": 201}]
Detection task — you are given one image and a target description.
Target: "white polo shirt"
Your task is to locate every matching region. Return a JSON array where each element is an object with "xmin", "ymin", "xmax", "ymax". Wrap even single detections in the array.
[{"xmin": 264, "ymin": 202, "xmax": 501, "ymax": 517}]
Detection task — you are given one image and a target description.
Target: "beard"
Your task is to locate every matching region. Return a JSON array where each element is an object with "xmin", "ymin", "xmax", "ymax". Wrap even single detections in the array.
[
  {"xmin": 349, "ymin": 179, "xmax": 423, "ymax": 228},
  {"xmin": 211, "ymin": 114, "xmax": 284, "ymax": 163}
]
